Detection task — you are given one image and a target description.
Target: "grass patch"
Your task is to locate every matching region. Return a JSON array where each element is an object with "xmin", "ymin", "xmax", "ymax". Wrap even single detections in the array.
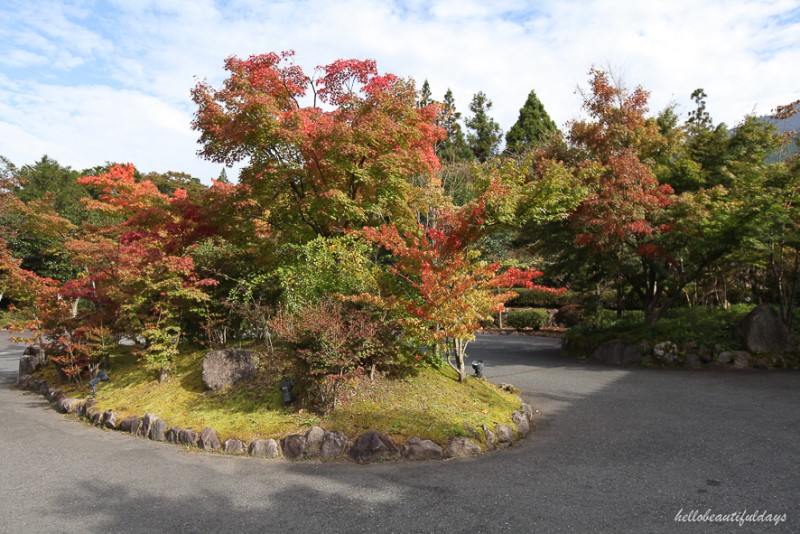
[{"xmin": 34, "ymin": 346, "xmax": 521, "ymax": 448}]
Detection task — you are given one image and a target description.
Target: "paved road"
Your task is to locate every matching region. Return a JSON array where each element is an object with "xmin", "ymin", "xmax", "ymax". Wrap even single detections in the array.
[{"xmin": 1, "ymin": 332, "xmax": 798, "ymax": 533}]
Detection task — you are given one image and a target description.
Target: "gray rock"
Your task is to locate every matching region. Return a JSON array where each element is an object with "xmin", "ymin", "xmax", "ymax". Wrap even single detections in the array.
[
  {"xmin": 102, "ymin": 411, "xmax": 117, "ymax": 429},
  {"xmin": 81, "ymin": 400, "xmax": 96, "ymax": 417},
  {"xmin": 512, "ymin": 411, "xmax": 530, "ymax": 436},
  {"xmin": 166, "ymin": 427, "xmax": 182, "ymax": 443},
  {"xmin": 520, "ymin": 403, "xmax": 534, "ymax": 422},
  {"xmin": 201, "ymin": 349, "xmax": 259, "ymax": 391},
  {"xmin": 17, "ymin": 356, "xmax": 39, "ymax": 376},
  {"xmin": 91, "ymin": 411, "xmax": 104, "ymax": 426},
  {"xmin": 304, "ymin": 426, "xmax": 325, "ymax": 458},
  {"xmin": 349, "ymin": 431, "xmax": 399, "ymax": 464},
  {"xmin": 320, "ymin": 431, "xmax": 348, "ymax": 459},
  {"xmin": 684, "ymin": 353, "xmax": 702, "ymax": 369},
  {"xmin": 141, "ymin": 414, "xmax": 159, "ymax": 437},
  {"xmin": 653, "ymin": 341, "xmax": 680, "ymax": 365},
  {"xmin": 591, "ymin": 342, "xmax": 641, "ymax": 366},
  {"xmin": 445, "ymin": 437, "xmax": 481, "ymax": 458},
  {"xmin": 717, "ymin": 351, "xmax": 733, "ymax": 364},
  {"xmin": 19, "ymin": 345, "xmax": 46, "ymax": 376},
  {"xmin": 199, "ymin": 427, "xmax": 221, "ymax": 450},
  {"xmin": 402, "ymin": 437, "xmax": 443, "ymax": 460},
  {"xmin": 733, "ymin": 351, "xmax": 750, "ymax": 369},
  {"xmin": 281, "ymin": 434, "xmax": 306, "ymax": 459},
  {"xmin": 15, "ymin": 374, "xmax": 32, "ymax": 389},
  {"xmin": 223, "ymin": 439, "xmax": 246, "ymax": 454},
  {"xmin": 482, "ymin": 425, "xmax": 496, "ymax": 450},
  {"xmin": 495, "ymin": 424, "xmax": 514, "ymax": 448},
  {"xmin": 149, "ymin": 420, "xmax": 168, "ymax": 441},
  {"xmin": 736, "ymin": 304, "xmax": 795, "ymax": 353},
  {"xmin": 119, "ymin": 417, "xmax": 141, "ymax": 435},
  {"xmin": 178, "ymin": 429, "xmax": 199, "ymax": 447},
  {"xmin": 249, "ymin": 439, "xmax": 281, "ymax": 459},
  {"xmin": 57, "ymin": 397, "xmax": 81, "ymax": 414}
]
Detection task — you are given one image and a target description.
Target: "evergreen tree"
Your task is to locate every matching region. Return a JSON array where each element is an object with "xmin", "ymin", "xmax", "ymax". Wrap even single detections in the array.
[
  {"xmin": 504, "ymin": 89, "xmax": 558, "ymax": 155},
  {"xmin": 437, "ymin": 88, "xmax": 473, "ymax": 163},
  {"xmin": 465, "ymin": 92, "xmax": 502, "ymax": 162},
  {"xmin": 418, "ymin": 80, "xmax": 433, "ymax": 108}
]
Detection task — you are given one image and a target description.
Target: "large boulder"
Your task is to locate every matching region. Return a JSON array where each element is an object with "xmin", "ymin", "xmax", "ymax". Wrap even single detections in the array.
[
  {"xmin": 512, "ymin": 411, "xmax": 530, "ymax": 436},
  {"xmin": 402, "ymin": 437, "xmax": 443, "ymax": 460},
  {"xmin": 349, "ymin": 431, "xmax": 399, "ymax": 464},
  {"xmin": 653, "ymin": 341, "xmax": 680, "ymax": 365},
  {"xmin": 19, "ymin": 346, "xmax": 46, "ymax": 376},
  {"xmin": 178, "ymin": 429, "xmax": 199, "ymax": 447},
  {"xmin": 199, "ymin": 427, "xmax": 221, "ymax": 450},
  {"xmin": 119, "ymin": 416, "xmax": 141, "ymax": 435},
  {"xmin": 304, "ymin": 426, "xmax": 325, "ymax": 458},
  {"xmin": 149, "ymin": 420, "xmax": 168, "ymax": 441},
  {"xmin": 736, "ymin": 305, "xmax": 795, "ymax": 353},
  {"xmin": 201, "ymin": 349, "xmax": 259, "ymax": 391},
  {"xmin": 249, "ymin": 439, "xmax": 281, "ymax": 459},
  {"xmin": 494, "ymin": 424, "xmax": 514, "ymax": 448},
  {"xmin": 141, "ymin": 414, "xmax": 159, "ymax": 438},
  {"xmin": 223, "ymin": 439, "xmax": 246, "ymax": 454},
  {"xmin": 591, "ymin": 342, "xmax": 641, "ymax": 366},
  {"xmin": 445, "ymin": 437, "xmax": 481, "ymax": 458},
  {"xmin": 320, "ymin": 431, "xmax": 348, "ymax": 459},
  {"xmin": 281, "ymin": 434, "xmax": 306, "ymax": 460}
]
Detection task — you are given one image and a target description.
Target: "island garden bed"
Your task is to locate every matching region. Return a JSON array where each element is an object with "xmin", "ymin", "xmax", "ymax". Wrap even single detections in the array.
[{"xmin": 16, "ymin": 343, "xmax": 535, "ymax": 462}]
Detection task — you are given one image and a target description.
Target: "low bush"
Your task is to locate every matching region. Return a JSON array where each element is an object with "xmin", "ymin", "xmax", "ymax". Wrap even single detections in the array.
[
  {"xmin": 563, "ymin": 304, "xmax": 755, "ymax": 358},
  {"xmin": 505, "ymin": 308, "xmax": 550, "ymax": 329},
  {"xmin": 505, "ymin": 288, "xmax": 577, "ymax": 308}
]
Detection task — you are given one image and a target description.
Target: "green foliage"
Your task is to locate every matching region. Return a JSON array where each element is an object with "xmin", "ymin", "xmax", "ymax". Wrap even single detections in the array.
[
  {"xmin": 465, "ymin": 91, "xmax": 502, "ymax": 162},
  {"xmin": 437, "ymin": 89, "xmax": 475, "ymax": 164},
  {"xmin": 504, "ymin": 89, "xmax": 559, "ymax": 155},
  {"xmin": 504, "ymin": 308, "xmax": 550, "ymax": 329},
  {"xmin": 141, "ymin": 323, "xmax": 181, "ymax": 378},
  {"xmin": 564, "ymin": 305, "xmax": 754, "ymax": 356},
  {"xmin": 506, "ymin": 288, "xmax": 577, "ymax": 308},
  {"xmin": 276, "ymin": 235, "xmax": 379, "ymax": 312}
]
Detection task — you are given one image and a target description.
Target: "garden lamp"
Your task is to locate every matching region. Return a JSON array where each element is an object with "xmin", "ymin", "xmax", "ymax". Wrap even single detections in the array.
[
  {"xmin": 89, "ymin": 369, "xmax": 109, "ymax": 397},
  {"xmin": 279, "ymin": 379, "xmax": 295, "ymax": 404}
]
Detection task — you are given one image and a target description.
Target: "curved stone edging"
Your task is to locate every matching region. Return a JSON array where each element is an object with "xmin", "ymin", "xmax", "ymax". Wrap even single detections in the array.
[{"xmin": 14, "ymin": 369, "xmax": 535, "ymax": 464}]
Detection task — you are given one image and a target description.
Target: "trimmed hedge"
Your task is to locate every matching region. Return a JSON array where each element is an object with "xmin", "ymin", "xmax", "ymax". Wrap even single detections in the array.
[
  {"xmin": 505, "ymin": 289, "xmax": 577, "ymax": 309},
  {"xmin": 505, "ymin": 309, "xmax": 550, "ymax": 329}
]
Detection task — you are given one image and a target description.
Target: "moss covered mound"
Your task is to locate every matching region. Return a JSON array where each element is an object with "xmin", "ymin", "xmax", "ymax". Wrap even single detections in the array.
[{"xmin": 35, "ymin": 346, "xmax": 523, "ymax": 449}]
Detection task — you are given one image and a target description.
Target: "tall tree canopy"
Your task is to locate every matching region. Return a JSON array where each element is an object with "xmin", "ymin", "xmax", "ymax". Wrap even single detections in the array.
[
  {"xmin": 465, "ymin": 91, "xmax": 502, "ymax": 162},
  {"xmin": 504, "ymin": 89, "xmax": 558, "ymax": 155},
  {"xmin": 192, "ymin": 51, "xmax": 444, "ymax": 243}
]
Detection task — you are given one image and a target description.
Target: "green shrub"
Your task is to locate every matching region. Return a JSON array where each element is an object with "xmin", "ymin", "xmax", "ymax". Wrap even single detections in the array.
[
  {"xmin": 505, "ymin": 308, "xmax": 550, "ymax": 329},
  {"xmin": 563, "ymin": 304, "xmax": 755, "ymax": 358},
  {"xmin": 505, "ymin": 289, "xmax": 576, "ymax": 308}
]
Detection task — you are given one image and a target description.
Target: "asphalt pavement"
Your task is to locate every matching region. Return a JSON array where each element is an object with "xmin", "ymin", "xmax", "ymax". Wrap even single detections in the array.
[{"xmin": 1, "ymin": 331, "xmax": 798, "ymax": 533}]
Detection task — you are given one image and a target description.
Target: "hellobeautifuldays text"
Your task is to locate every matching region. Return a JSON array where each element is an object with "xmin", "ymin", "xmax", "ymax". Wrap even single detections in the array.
[{"xmin": 675, "ymin": 508, "xmax": 787, "ymax": 527}]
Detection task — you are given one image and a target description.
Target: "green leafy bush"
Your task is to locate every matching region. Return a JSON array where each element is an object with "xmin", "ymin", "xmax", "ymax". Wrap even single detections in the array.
[
  {"xmin": 505, "ymin": 288, "xmax": 576, "ymax": 308},
  {"xmin": 563, "ymin": 304, "xmax": 755, "ymax": 358},
  {"xmin": 505, "ymin": 308, "xmax": 550, "ymax": 329}
]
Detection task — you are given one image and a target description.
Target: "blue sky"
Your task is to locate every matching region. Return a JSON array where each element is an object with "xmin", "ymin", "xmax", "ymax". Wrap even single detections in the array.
[{"xmin": 1, "ymin": 0, "xmax": 798, "ymax": 181}]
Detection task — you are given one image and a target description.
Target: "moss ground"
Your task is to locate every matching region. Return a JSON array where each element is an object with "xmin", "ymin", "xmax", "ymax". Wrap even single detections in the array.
[{"xmin": 34, "ymin": 345, "xmax": 522, "ymax": 448}]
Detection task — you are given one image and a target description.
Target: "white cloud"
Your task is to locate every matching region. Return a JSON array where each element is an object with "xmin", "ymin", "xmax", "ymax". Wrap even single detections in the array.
[{"xmin": 0, "ymin": 0, "xmax": 797, "ymax": 180}]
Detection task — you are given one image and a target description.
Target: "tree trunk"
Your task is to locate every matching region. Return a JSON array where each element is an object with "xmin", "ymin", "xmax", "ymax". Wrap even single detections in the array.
[{"xmin": 446, "ymin": 338, "xmax": 468, "ymax": 382}]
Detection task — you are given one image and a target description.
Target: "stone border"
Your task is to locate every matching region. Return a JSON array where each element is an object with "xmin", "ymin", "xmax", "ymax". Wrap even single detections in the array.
[
  {"xmin": 14, "ymin": 359, "xmax": 535, "ymax": 464},
  {"xmin": 578, "ymin": 340, "xmax": 800, "ymax": 370}
]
